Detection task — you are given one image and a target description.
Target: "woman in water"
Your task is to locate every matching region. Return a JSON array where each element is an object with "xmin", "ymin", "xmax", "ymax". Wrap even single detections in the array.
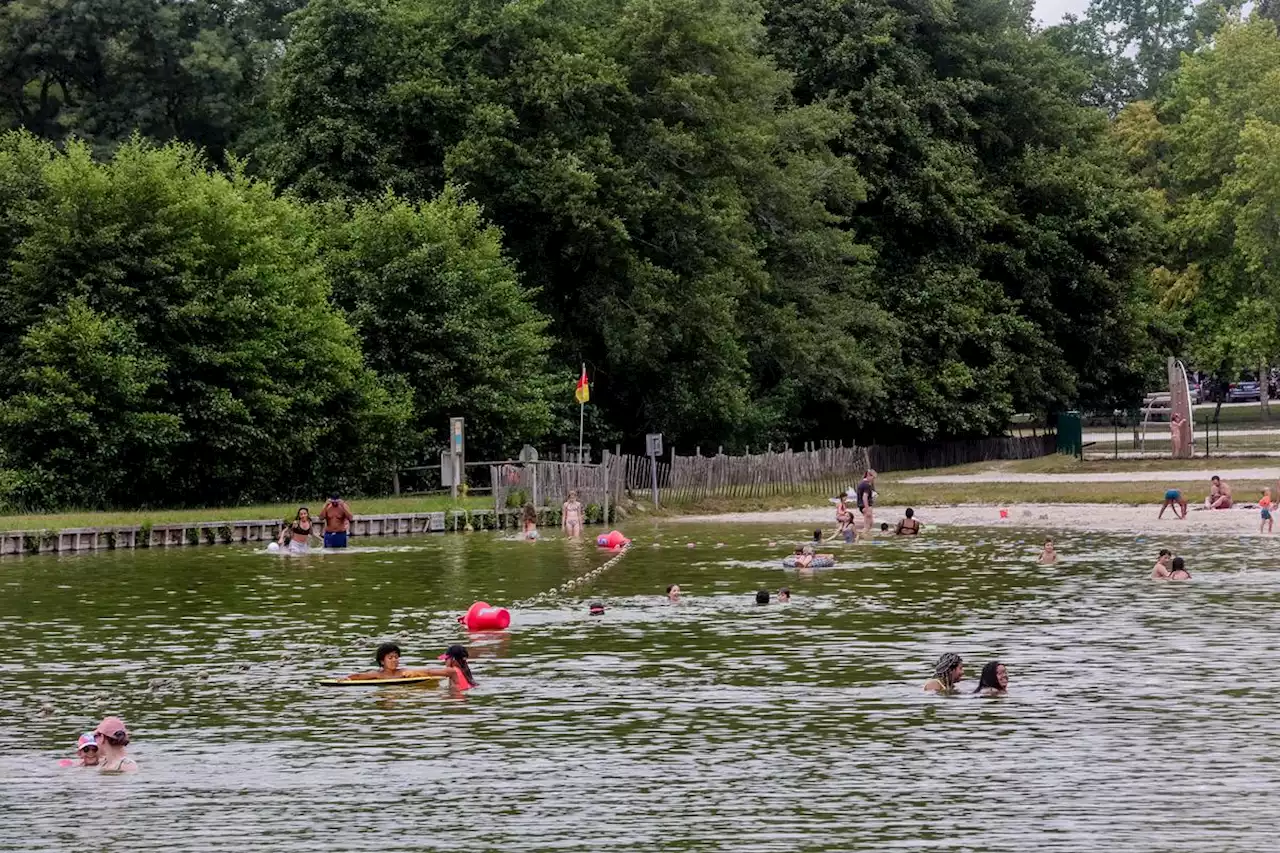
[
  {"xmin": 1168, "ymin": 556, "xmax": 1191, "ymax": 580},
  {"xmin": 666, "ymin": 583, "xmax": 681, "ymax": 602},
  {"xmin": 93, "ymin": 717, "xmax": 137, "ymax": 772},
  {"xmin": 973, "ymin": 661, "xmax": 1008, "ymax": 696},
  {"xmin": 522, "ymin": 503, "xmax": 539, "ymax": 540},
  {"xmin": 924, "ymin": 653, "xmax": 964, "ymax": 694},
  {"xmin": 346, "ymin": 643, "xmax": 477, "ymax": 688},
  {"xmin": 277, "ymin": 507, "xmax": 318, "ymax": 553},
  {"xmin": 562, "ymin": 491, "xmax": 584, "ymax": 538}
]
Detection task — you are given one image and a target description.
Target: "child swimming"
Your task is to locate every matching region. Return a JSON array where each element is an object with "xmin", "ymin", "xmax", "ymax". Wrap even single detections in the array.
[
  {"xmin": 1038, "ymin": 538, "xmax": 1057, "ymax": 564},
  {"xmin": 522, "ymin": 503, "xmax": 539, "ymax": 540}
]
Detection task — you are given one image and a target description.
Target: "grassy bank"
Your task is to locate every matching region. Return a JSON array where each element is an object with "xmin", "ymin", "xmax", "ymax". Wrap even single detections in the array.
[{"xmin": 0, "ymin": 495, "xmax": 488, "ymax": 533}]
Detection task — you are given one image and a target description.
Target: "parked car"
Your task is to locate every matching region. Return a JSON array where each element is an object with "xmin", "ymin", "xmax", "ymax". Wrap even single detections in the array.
[
  {"xmin": 1188, "ymin": 381, "xmax": 1204, "ymax": 404},
  {"xmin": 1228, "ymin": 379, "xmax": 1262, "ymax": 403}
]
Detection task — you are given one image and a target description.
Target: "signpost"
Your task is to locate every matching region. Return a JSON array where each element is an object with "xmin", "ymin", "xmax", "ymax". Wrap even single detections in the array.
[
  {"xmin": 448, "ymin": 417, "xmax": 465, "ymax": 499},
  {"xmin": 646, "ymin": 432, "xmax": 663, "ymax": 507}
]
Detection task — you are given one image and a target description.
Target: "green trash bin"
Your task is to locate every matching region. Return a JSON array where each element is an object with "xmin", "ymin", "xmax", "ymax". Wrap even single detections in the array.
[{"xmin": 1057, "ymin": 411, "xmax": 1083, "ymax": 457}]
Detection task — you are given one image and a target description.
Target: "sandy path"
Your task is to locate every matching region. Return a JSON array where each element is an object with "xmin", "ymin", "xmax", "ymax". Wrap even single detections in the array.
[
  {"xmin": 669, "ymin": 503, "xmax": 1269, "ymax": 535},
  {"xmin": 900, "ymin": 469, "xmax": 1280, "ymax": 484},
  {"xmin": 1083, "ymin": 428, "xmax": 1280, "ymax": 441}
]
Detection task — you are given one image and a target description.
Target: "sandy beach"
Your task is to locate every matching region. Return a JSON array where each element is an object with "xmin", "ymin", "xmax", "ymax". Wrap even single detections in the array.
[{"xmin": 672, "ymin": 502, "xmax": 1271, "ymax": 535}]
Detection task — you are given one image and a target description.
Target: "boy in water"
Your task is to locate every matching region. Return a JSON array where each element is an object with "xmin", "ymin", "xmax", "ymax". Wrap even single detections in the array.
[
  {"xmin": 1038, "ymin": 539, "xmax": 1057, "ymax": 564},
  {"xmin": 1151, "ymin": 549, "xmax": 1173, "ymax": 579},
  {"xmin": 1261, "ymin": 489, "xmax": 1274, "ymax": 534},
  {"xmin": 562, "ymin": 490, "xmax": 584, "ymax": 538}
]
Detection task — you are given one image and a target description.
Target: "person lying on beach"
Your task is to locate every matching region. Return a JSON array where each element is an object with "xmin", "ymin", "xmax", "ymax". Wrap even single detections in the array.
[
  {"xmin": 973, "ymin": 661, "xmax": 1008, "ymax": 696},
  {"xmin": 1151, "ymin": 549, "xmax": 1173, "ymax": 579},
  {"xmin": 1206, "ymin": 476, "xmax": 1232, "ymax": 509},
  {"xmin": 1159, "ymin": 488, "xmax": 1188, "ymax": 520},
  {"xmin": 1038, "ymin": 539, "xmax": 1057, "ymax": 564},
  {"xmin": 344, "ymin": 643, "xmax": 476, "ymax": 688}
]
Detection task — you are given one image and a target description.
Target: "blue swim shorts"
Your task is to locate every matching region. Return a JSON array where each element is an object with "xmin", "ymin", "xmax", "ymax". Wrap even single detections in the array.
[
  {"xmin": 323, "ymin": 531, "xmax": 349, "ymax": 548},
  {"xmin": 1164, "ymin": 490, "xmax": 1181, "ymax": 501}
]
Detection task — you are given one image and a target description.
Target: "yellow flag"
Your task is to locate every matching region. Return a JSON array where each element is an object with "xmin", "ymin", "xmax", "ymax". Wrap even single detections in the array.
[{"xmin": 575, "ymin": 366, "xmax": 589, "ymax": 404}]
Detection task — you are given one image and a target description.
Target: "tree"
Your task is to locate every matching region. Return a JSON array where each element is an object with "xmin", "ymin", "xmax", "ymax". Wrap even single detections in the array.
[
  {"xmin": 268, "ymin": 0, "xmax": 891, "ymax": 449},
  {"xmin": 764, "ymin": 0, "xmax": 1161, "ymax": 435},
  {"xmin": 0, "ymin": 131, "xmax": 413, "ymax": 509},
  {"xmin": 320, "ymin": 188, "xmax": 557, "ymax": 456},
  {"xmin": 1153, "ymin": 18, "xmax": 1280, "ymax": 411}
]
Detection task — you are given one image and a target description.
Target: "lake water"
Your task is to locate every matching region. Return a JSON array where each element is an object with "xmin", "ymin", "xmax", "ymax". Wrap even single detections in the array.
[{"xmin": 3, "ymin": 522, "xmax": 1280, "ymax": 851}]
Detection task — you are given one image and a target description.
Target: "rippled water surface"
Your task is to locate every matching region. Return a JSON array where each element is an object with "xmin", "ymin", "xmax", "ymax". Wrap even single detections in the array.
[{"xmin": 3, "ymin": 522, "xmax": 1280, "ymax": 851}]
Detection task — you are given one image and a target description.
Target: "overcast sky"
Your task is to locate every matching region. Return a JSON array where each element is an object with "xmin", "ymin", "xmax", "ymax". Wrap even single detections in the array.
[{"xmin": 1034, "ymin": 0, "xmax": 1090, "ymax": 25}]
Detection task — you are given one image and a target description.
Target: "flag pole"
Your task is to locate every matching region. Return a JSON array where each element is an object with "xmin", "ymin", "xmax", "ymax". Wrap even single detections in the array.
[{"xmin": 578, "ymin": 363, "xmax": 585, "ymax": 463}]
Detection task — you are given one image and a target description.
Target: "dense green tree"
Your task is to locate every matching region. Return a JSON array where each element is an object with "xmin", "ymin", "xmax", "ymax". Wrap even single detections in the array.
[
  {"xmin": 319, "ymin": 188, "xmax": 557, "ymax": 455},
  {"xmin": 764, "ymin": 0, "xmax": 1160, "ymax": 435},
  {"xmin": 268, "ymin": 0, "xmax": 895, "ymax": 449},
  {"xmin": 1150, "ymin": 18, "xmax": 1280, "ymax": 392},
  {"xmin": 0, "ymin": 131, "xmax": 412, "ymax": 510}
]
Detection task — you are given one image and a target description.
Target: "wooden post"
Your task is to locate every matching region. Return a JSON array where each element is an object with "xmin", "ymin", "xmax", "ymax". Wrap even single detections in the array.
[
  {"xmin": 601, "ymin": 450, "xmax": 611, "ymax": 524},
  {"xmin": 392, "ymin": 467, "xmax": 401, "ymax": 496},
  {"xmin": 531, "ymin": 462, "xmax": 540, "ymax": 510}
]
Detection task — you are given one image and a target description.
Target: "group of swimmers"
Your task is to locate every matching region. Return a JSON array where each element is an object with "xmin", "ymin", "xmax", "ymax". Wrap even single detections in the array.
[
  {"xmin": 344, "ymin": 643, "xmax": 477, "ymax": 688},
  {"xmin": 924, "ymin": 654, "xmax": 1008, "ymax": 696},
  {"xmin": 277, "ymin": 494, "xmax": 355, "ymax": 552},
  {"xmin": 59, "ymin": 716, "xmax": 136, "ymax": 772},
  {"xmin": 832, "ymin": 470, "xmax": 883, "ymax": 540}
]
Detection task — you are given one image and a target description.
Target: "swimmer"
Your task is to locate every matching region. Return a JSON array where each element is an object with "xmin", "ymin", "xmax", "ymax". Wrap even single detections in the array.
[
  {"xmin": 812, "ymin": 529, "xmax": 822, "ymax": 544},
  {"xmin": 1158, "ymin": 488, "xmax": 1188, "ymax": 520},
  {"xmin": 923, "ymin": 653, "xmax": 964, "ymax": 694},
  {"xmin": 562, "ymin": 490, "xmax": 584, "ymax": 538},
  {"xmin": 346, "ymin": 643, "xmax": 476, "ymax": 688},
  {"xmin": 792, "ymin": 545, "xmax": 814, "ymax": 568},
  {"xmin": 59, "ymin": 733, "xmax": 100, "ymax": 767},
  {"xmin": 895, "ymin": 508, "xmax": 921, "ymax": 535},
  {"xmin": 92, "ymin": 717, "xmax": 137, "ymax": 772},
  {"xmin": 522, "ymin": 503, "xmax": 539, "ymax": 539},
  {"xmin": 589, "ymin": 602, "xmax": 606, "ymax": 615},
  {"xmin": 830, "ymin": 494, "xmax": 853, "ymax": 541},
  {"xmin": 973, "ymin": 661, "xmax": 1008, "ymax": 696},
  {"xmin": 1151, "ymin": 549, "xmax": 1173, "ymax": 579},
  {"xmin": 778, "ymin": 587, "xmax": 791, "ymax": 602},
  {"xmin": 1207, "ymin": 475, "xmax": 1232, "ymax": 509},
  {"xmin": 879, "ymin": 523, "xmax": 889, "ymax": 533},
  {"xmin": 666, "ymin": 583, "xmax": 681, "ymax": 602},
  {"xmin": 277, "ymin": 506, "xmax": 319, "ymax": 553},
  {"xmin": 1261, "ymin": 488, "xmax": 1274, "ymax": 534},
  {"xmin": 1038, "ymin": 538, "xmax": 1057, "ymax": 564},
  {"xmin": 1169, "ymin": 556, "xmax": 1191, "ymax": 580},
  {"xmin": 755, "ymin": 589, "xmax": 770, "ymax": 605}
]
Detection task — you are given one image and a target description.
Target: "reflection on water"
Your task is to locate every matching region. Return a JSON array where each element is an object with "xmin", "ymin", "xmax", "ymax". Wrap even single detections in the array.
[{"xmin": 3, "ymin": 524, "xmax": 1280, "ymax": 851}]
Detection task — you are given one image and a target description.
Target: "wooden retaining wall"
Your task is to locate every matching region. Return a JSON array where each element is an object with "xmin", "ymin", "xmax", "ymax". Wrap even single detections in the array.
[{"xmin": 0, "ymin": 509, "xmax": 530, "ymax": 557}]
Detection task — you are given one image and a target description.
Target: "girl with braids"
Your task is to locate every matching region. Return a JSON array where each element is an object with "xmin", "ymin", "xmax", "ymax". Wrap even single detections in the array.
[
  {"xmin": 974, "ymin": 661, "xmax": 1009, "ymax": 696},
  {"xmin": 923, "ymin": 652, "xmax": 965, "ymax": 694}
]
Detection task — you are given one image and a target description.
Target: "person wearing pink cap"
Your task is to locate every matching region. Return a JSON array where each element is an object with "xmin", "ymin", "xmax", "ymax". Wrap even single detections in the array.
[
  {"xmin": 93, "ymin": 716, "xmax": 137, "ymax": 772},
  {"xmin": 58, "ymin": 733, "xmax": 101, "ymax": 768}
]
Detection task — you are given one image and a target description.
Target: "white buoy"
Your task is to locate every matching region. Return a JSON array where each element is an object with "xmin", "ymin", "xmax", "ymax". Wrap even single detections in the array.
[{"xmin": 266, "ymin": 542, "xmax": 281, "ymax": 553}]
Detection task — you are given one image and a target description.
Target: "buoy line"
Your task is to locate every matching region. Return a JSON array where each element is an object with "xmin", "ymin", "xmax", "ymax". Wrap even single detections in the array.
[{"xmin": 510, "ymin": 544, "xmax": 632, "ymax": 608}]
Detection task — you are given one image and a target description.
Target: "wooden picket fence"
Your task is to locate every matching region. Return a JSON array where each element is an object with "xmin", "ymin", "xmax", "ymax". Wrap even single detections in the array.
[{"xmin": 490, "ymin": 460, "xmax": 612, "ymax": 513}]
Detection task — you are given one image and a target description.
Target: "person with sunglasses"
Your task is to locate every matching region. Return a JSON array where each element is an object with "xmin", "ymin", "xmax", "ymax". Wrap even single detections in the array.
[
  {"xmin": 58, "ymin": 733, "xmax": 101, "ymax": 768},
  {"xmin": 93, "ymin": 716, "xmax": 137, "ymax": 772}
]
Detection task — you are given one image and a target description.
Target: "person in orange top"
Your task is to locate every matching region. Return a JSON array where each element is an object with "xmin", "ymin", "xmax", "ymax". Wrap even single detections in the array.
[{"xmin": 1261, "ymin": 488, "xmax": 1273, "ymax": 534}]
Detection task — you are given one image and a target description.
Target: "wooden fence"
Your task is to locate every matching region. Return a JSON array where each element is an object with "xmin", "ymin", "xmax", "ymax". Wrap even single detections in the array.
[
  {"xmin": 867, "ymin": 435, "xmax": 1056, "ymax": 472},
  {"xmin": 491, "ymin": 460, "xmax": 611, "ymax": 513}
]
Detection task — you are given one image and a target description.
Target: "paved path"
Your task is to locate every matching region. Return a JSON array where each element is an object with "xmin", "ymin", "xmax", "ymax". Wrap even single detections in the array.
[
  {"xmin": 1083, "ymin": 428, "xmax": 1280, "ymax": 442},
  {"xmin": 901, "ymin": 468, "xmax": 1280, "ymax": 484}
]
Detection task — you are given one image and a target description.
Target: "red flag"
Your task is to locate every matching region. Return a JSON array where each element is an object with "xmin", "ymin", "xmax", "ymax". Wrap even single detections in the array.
[{"xmin": 575, "ymin": 366, "xmax": 590, "ymax": 404}]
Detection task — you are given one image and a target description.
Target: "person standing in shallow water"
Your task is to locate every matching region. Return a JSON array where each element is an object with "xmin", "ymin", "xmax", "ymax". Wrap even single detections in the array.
[
  {"xmin": 562, "ymin": 491, "xmax": 584, "ymax": 538},
  {"xmin": 924, "ymin": 653, "xmax": 964, "ymax": 694},
  {"xmin": 856, "ymin": 470, "xmax": 877, "ymax": 532},
  {"xmin": 319, "ymin": 493, "xmax": 353, "ymax": 548}
]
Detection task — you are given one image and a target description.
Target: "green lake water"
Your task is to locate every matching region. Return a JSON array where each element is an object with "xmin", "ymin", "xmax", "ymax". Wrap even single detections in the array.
[{"xmin": 3, "ymin": 522, "xmax": 1280, "ymax": 851}]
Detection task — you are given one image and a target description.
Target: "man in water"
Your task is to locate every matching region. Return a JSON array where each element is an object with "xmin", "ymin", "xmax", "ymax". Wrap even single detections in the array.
[
  {"xmin": 856, "ymin": 470, "xmax": 877, "ymax": 532},
  {"xmin": 319, "ymin": 493, "xmax": 354, "ymax": 548}
]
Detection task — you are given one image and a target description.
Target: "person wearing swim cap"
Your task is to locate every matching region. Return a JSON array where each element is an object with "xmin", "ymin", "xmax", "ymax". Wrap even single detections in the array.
[
  {"xmin": 93, "ymin": 717, "xmax": 137, "ymax": 772},
  {"xmin": 347, "ymin": 642, "xmax": 476, "ymax": 688},
  {"xmin": 974, "ymin": 661, "xmax": 1008, "ymax": 696},
  {"xmin": 59, "ymin": 733, "xmax": 101, "ymax": 768},
  {"xmin": 924, "ymin": 653, "xmax": 964, "ymax": 694}
]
